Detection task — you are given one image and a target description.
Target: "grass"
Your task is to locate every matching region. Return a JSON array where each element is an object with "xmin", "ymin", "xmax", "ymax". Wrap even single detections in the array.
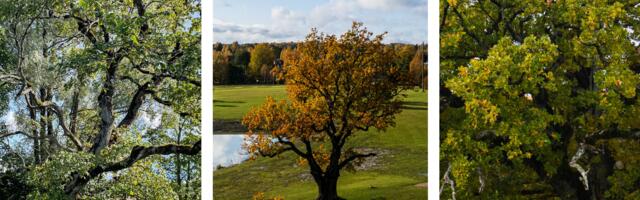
[
  {"xmin": 213, "ymin": 85, "xmax": 288, "ymax": 120},
  {"xmin": 213, "ymin": 85, "xmax": 427, "ymax": 200}
]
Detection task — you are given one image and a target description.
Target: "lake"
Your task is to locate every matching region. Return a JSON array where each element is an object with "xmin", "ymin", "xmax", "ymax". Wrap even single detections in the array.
[{"xmin": 212, "ymin": 134, "xmax": 248, "ymax": 169}]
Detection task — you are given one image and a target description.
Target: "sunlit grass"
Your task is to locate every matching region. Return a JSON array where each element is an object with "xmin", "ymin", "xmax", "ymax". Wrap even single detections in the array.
[{"xmin": 213, "ymin": 85, "xmax": 427, "ymax": 200}]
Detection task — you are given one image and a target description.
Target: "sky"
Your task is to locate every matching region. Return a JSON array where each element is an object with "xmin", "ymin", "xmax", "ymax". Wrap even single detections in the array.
[
  {"xmin": 213, "ymin": 0, "xmax": 427, "ymax": 44},
  {"xmin": 212, "ymin": 135, "xmax": 247, "ymax": 168}
]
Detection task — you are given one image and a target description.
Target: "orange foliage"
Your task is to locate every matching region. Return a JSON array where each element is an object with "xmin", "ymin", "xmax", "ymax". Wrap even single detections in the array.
[{"xmin": 242, "ymin": 22, "xmax": 410, "ymax": 175}]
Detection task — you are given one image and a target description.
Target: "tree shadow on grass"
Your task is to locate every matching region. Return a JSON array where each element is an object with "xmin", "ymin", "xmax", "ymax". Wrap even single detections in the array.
[
  {"xmin": 213, "ymin": 120, "xmax": 247, "ymax": 133},
  {"xmin": 400, "ymin": 101, "xmax": 427, "ymax": 110},
  {"xmin": 214, "ymin": 100, "xmax": 246, "ymax": 108},
  {"xmin": 214, "ymin": 100, "xmax": 246, "ymax": 104},
  {"xmin": 215, "ymin": 105, "xmax": 238, "ymax": 107}
]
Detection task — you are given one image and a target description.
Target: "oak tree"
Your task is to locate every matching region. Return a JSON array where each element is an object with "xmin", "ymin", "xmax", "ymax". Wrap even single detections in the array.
[
  {"xmin": 441, "ymin": 0, "xmax": 640, "ymax": 199},
  {"xmin": 242, "ymin": 22, "xmax": 410, "ymax": 200},
  {"xmin": 0, "ymin": 0, "xmax": 201, "ymax": 198}
]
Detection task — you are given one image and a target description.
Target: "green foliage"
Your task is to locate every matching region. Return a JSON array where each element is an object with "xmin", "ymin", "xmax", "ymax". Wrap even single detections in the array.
[
  {"xmin": 27, "ymin": 151, "xmax": 95, "ymax": 199},
  {"xmin": 0, "ymin": 0, "xmax": 201, "ymax": 198},
  {"xmin": 248, "ymin": 43, "xmax": 275, "ymax": 82},
  {"xmin": 99, "ymin": 162, "xmax": 179, "ymax": 200},
  {"xmin": 441, "ymin": 0, "xmax": 640, "ymax": 198}
]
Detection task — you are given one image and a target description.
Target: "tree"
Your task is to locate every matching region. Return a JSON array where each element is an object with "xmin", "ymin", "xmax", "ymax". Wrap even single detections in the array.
[
  {"xmin": 259, "ymin": 64, "xmax": 274, "ymax": 84},
  {"xmin": 0, "ymin": 0, "xmax": 201, "ymax": 198},
  {"xmin": 275, "ymin": 47, "xmax": 295, "ymax": 84},
  {"xmin": 409, "ymin": 48, "xmax": 426, "ymax": 88},
  {"xmin": 213, "ymin": 45, "xmax": 232, "ymax": 84},
  {"xmin": 248, "ymin": 43, "xmax": 275, "ymax": 83},
  {"xmin": 242, "ymin": 22, "xmax": 409, "ymax": 200},
  {"xmin": 231, "ymin": 45, "xmax": 251, "ymax": 84},
  {"xmin": 441, "ymin": 0, "xmax": 640, "ymax": 199},
  {"xmin": 396, "ymin": 44, "xmax": 416, "ymax": 72}
]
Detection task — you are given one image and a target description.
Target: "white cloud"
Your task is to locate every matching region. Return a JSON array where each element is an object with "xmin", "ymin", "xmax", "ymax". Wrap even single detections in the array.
[
  {"xmin": 356, "ymin": 0, "xmax": 422, "ymax": 10},
  {"xmin": 213, "ymin": 0, "xmax": 427, "ymax": 44},
  {"xmin": 213, "ymin": 18, "xmax": 299, "ymax": 43},
  {"xmin": 270, "ymin": 7, "xmax": 308, "ymax": 39},
  {"xmin": 212, "ymin": 135, "xmax": 247, "ymax": 168},
  {"xmin": 3, "ymin": 111, "xmax": 17, "ymax": 132},
  {"xmin": 136, "ymin": 109, "xmax": 162, "ymax": 130},
  {"xmin": 309, "ymin": 0, "xmax": 357, "ymax": 28}
]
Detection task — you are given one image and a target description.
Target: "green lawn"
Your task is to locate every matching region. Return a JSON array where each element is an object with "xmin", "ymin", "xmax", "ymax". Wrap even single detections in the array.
[
  {"xmin": 214, "ymin": 85, "xmax": 288, "ymax": 120},
  {"xmin": 213, "ymin": 85, "xmax": 427, "ymax": 200}
]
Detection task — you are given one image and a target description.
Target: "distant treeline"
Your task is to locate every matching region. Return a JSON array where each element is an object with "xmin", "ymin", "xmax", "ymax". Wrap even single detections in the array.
[{"xmin": 213, "ymin": 42, "xmax": 427, "ymax": 86}]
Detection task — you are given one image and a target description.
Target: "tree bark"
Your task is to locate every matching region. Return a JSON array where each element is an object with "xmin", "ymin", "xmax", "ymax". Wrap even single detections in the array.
[
  {"xmin": 27, "ymin": 95, "xmax": 41, "ymax": 164},
  {"xmin": 175, "ymin": 119, "xmax": 183, "ymax": 199},
  {"xmin": 313, "ymin": 170, "xmax": 343, "ymax": 200},
  {"xmin": 64, "ymin": 141, "xmax": 200, "ymax": 198},
  {"xmin": 90, "ymin": 59, "xmax": 118, "ymax": 155}
]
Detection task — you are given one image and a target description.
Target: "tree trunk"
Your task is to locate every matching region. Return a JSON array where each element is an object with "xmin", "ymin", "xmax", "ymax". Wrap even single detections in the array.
[
  {"xmin": 313, "ymin": 170, "xmax": 343, "ymax": 200},
  {"xmin": 27, "ymin": 95, "xmax": 41, "ymax": 164},
  {"xmin": 176, "ymin": 119, "xmax": 183, "ymax": 199}
]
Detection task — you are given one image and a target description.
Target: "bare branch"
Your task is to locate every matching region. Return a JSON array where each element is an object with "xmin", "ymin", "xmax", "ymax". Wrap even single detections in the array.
[
  {"xmin": 275, "ymin": 136, "xmax": 308, "ymax": 157},
  {"xmin": 477, "ymin": 167, "xmax": 485, "ymax": 194},
  {"xmin": 440, "ymin": 164, "xmax": 456, "ymax": 200},
  {"xmin": 569, "ymin": 143, "xmax": 593, "ymax": 191}
]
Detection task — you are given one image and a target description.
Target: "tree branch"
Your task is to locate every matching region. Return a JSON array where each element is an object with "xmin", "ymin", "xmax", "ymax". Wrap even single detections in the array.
[
  {"xmin": 90, "ymin": 58, "xmax": 120, "ymax": 154},
  {"xmin": 440, "ymin": 164, "xmax": 457, "ymax": 200},
  {"xmin": 569, "ymin": 143, "xmax": 592, "ymax": 190},
  {"xmin": 64, "ymin": 140, "xmax": 201, "ymax": 197},
  {"xmin": 337, "ymin": 152, "xmax": 376, "ymax": 169},
  {"xmin": 273, "ymin": 136, "xmax": 308, "ymax": 157},
  {"xmin": 117, "ymin": 76, "xmax": 163, "ymax": 129},
  {"xmin": 23, "ymin": 87, "xmax": 84, "ymax": 151}
]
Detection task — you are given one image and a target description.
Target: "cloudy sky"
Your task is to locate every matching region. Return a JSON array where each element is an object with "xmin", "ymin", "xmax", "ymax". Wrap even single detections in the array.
[
  {"xmin": 213, "ymin": 0, "xmax": 427, "ymax": 44},
  {"xmin": 212, "ymin": 135, "xmax": 247, "ymax": 168}
]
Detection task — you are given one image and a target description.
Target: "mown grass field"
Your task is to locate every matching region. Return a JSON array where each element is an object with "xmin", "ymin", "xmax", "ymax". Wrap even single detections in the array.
[
  {"xmin": 213, "ymin": 85, "xmax": 427, "ymax": 200},
  {"xmin": 213, "ymin": 85, "xmax": 288, "ymax": 120}
]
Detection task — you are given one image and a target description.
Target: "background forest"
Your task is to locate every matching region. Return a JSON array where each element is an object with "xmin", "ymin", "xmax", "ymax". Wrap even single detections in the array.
[{"xmin": 213, "ymin": 42, "xmax": 427, "ymax": 88}]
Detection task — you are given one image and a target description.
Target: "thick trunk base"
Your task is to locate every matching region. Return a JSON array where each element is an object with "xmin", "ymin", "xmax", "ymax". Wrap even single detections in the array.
[{"xmin": 314, "ymin": 175, "xmax": 343, "ymax": 200}]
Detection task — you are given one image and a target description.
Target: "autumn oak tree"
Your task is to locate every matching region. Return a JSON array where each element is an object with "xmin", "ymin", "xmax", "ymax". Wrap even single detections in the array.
[
  {"xmin": 442, "ymin": 0, "xmax": 640, "ymax": 199},
  {"xmin": 242, "ymin": 22, "xmax": 410, "ymax": 200},
  {"xmin": 0, "ymin": 0, "xmax": 201, "ymax": 199}
]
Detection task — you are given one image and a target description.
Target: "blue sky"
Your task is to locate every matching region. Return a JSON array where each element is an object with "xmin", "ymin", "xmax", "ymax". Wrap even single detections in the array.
[{"xmin": 213, "ymin": 0, "xmax": 427, "ymax": 44}]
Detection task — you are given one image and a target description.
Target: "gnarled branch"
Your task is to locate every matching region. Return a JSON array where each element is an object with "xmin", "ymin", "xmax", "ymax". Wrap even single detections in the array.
[
  {"xmin": 64, "ymin": 140, "xmax": 201, "ymax": 197},
  {"xmin": 440, "ymin": 164, "xmax": 457, "ymax": 200}
]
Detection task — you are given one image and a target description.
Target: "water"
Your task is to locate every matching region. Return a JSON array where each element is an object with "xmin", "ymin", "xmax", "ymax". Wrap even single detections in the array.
[{"xmin": 213, "ymin": 134, "xmax": 248, "ymax": 169}]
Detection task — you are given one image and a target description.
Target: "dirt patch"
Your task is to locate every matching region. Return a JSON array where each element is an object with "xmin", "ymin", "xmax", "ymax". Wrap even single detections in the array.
[
  {"xmin": 213, "ymin": 120, "xmax": 247, "ymax": 133},
  {"xmin": 292, "ymin": 148, "xmax": 390, "ymax": 182},
  {"xmin": 415, "ymin": 182, "xmax": 428, "ymax": 188},
  {"xmin": 351, "ymin": 147, "xmax": 390, "ymax": 171}
]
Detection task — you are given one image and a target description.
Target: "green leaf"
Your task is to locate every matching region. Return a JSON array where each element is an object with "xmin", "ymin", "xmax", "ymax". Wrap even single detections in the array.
[{"xmin": 130, "ymin": 34, "xmax": 138, "ymax": 45}]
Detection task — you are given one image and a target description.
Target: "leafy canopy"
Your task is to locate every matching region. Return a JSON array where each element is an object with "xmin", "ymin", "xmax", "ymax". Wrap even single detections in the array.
[
  {"xmin": 242, "ymin": 22, "xmax": 410, "ymax": 199},
  {"xmin": 441, "ymin": 0, "xmax": 640, "ymax": 199},
  {"xmin": 0, "ymin": 0, "xmax": 201, "ymax": 198}
]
